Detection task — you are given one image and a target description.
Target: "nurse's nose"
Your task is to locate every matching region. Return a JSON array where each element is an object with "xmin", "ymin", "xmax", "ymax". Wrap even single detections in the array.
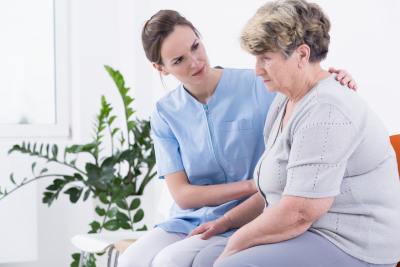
[
  {"xmin": 189, "ymin": 54, "xmax": 200, "ymax": 68},
  {"xmin": 254, "ymin": 57, "xmax": 266, "ymax": 77}
]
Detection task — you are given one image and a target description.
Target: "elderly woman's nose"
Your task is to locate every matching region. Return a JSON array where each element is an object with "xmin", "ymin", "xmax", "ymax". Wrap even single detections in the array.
[{"xmin": 254, "ymin": 60, "xmax": 266, "ymax": 76}]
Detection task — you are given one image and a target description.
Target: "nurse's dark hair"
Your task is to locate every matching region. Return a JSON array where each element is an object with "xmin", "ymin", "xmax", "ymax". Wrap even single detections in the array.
[{"xmin": 141, "ymin": 10, "xmax": 201, "ymax": 65}]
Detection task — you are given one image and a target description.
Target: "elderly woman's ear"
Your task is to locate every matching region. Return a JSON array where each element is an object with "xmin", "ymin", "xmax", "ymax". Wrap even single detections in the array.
[{"xmin": 296, "ymin": 44, "xmax": 311, "ymax": 68}]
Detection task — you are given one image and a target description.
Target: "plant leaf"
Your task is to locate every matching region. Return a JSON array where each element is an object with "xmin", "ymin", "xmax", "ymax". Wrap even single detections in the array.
[
  {"xmin": 98, "ymin": 192, "xmax": 109, "ymax": 204},
  {"xmin": 21, "ymin": 177, "xmax": 27, "ymax": 185},
  {"xmin": 133, "ymin": 208, "xmax": 144, "ymax": 223},
  {"xmin": 10, "ymin": 173, "xmax": 16, "ymax": 185},
  {"xmin": 40, "ymin": 168, "xmax": 48, "ymax": 175},
  {"xmin": 107, "ymin": 207, "xmax": 118, "ymax": 218},
  {"xmin": 31, "ymin": 162, "xmax": 36, "ymax": 175},
  {"xmin": 109, "ymin": 116, "xmax": 116, "ymax": 125},
  {"xmin": 39, "ymin": 143, "xmax": 43, "ymax": 155},
  {"xmin": 89, "ymin": 221, "xmax": 101, "ymax": 233},
  {"xmin": 46, "ymin": 144, "xmax": 49, "ymax": 157},
  {"xmin": 116, "ymin": 211, "xmax": 130, "ymax": 221},
  {"xmin": 116, "ymin": 199, "xmax": 128, "ymax": 210},
  {"xmin": 136, "ymin": 225, "xmax": 147, "ymax": 231},
  {"xmin": 52, "ymin": 144, "xmax": 58, "ymax": 159},
  {"xmin": 111, "ymin": 128, "xmax": 120, "ymax": 137},
  {"xmin": 86, "ymin": 163, "xmax": 101, "ymax": 185},
  {"xmin": 130, "ymin": 198, "xmax": 140, "ymax": 210},
  {"xmin": 119, "ymin": 220, "xmax": 131, "ymax": 230},
  {"xmin": 63, "ymin": 187, "xmax": 83, "ymax": 203},
  {"xmin": 124, "ymin": 183, "xmax": 134, "ymax": 197},
  {"xmin": 95, "ymin": 205, "xmax": 106, "ymax": 216},
  {"xmin": 83, "ymin": 188, "xmax": 91, "ymax": 201},
  {"xmin": 103, "ymin": 219, "xmax": 119, "ymax": 231}
]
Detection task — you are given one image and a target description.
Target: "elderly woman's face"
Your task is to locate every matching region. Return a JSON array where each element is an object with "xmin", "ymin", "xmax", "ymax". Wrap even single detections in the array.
[{"xmin": 254, "ymin": 51, "xmax": 299, "ymax": 93}]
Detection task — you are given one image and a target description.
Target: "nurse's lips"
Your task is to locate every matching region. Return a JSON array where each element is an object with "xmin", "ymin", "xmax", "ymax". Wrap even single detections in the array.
[{"xmin": 192, "ymin": 66, "xmax": 205, "ymax": 76}]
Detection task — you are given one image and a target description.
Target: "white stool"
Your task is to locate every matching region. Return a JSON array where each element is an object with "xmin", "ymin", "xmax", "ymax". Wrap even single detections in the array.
[{"xmin": 71, "ymin": 231, "xmax": 147, "ymax": 267}]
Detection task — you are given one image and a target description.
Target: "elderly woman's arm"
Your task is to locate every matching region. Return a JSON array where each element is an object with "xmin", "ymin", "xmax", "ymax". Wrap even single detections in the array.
[
  {"xmin": 214, "ymin": 195, "xmax": 334, "ymax": 266},
  {"xmin": 187, "ymin": 192, "xmax": 265, "ymax": 239}
]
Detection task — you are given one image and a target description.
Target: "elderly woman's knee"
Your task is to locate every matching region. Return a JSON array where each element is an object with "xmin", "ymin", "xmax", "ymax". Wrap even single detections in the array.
[
  {"xmin": 151, "ymin": 248, "xmax": 181, "ymax": 267},
  {"xmin": 192, "ymin": 250, "xmax": 216, "ymax": 267}
]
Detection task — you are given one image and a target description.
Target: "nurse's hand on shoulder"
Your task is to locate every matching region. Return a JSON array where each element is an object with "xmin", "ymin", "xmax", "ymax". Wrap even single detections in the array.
[
  {"xmin": 187, "ymin": 216, "xmax": 232, "ymax": 240},
  {"xmin": 329, "ymin": 67, "xmax": 358, "ymax": 91}
]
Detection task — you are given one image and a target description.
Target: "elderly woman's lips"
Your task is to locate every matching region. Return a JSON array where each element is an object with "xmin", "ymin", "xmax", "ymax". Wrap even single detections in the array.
[{"xmin": 263, "ymin": 80, "xmax": 271, "ymax": 83}]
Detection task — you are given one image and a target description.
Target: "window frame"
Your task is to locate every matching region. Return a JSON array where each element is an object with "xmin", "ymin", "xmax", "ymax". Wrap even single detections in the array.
[{"xmin": 0, "ymin": 0, "xmax": 70, "ymax": 138}]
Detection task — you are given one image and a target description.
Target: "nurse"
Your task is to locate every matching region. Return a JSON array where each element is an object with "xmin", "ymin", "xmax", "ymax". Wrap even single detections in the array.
[{"xmin": 117, "ymin": 9, "xmax": 356, "ymax": 267}]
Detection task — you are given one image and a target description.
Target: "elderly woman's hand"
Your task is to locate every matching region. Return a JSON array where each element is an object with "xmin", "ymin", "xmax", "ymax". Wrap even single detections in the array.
[
  {"xmin": 187, "ymin": 216, "xmax": 232, "ymax": 240},
  {"xmin": 329, "ymin": 67, "xmax": 358, "ymax": 90}
]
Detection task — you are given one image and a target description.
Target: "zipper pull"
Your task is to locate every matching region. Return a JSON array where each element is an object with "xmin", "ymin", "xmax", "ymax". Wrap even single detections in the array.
[{"xmin": 203, "ymin": 105, "xmax": 208, "ymax": 115}]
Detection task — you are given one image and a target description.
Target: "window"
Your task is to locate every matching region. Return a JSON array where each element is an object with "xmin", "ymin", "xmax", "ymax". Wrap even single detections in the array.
[{"xmin": 0, "ymin": 0, "xmax": 70, "ymax": 138}]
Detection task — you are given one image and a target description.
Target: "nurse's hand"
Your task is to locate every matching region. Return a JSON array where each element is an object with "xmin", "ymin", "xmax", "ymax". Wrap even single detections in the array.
[
  {"xmin": 187, "ymin": 216, "xmax": 232, "ymax": 240},
  {"xmin": 329, "ymin": 67, "xmax": 358, "ymax": 91}
]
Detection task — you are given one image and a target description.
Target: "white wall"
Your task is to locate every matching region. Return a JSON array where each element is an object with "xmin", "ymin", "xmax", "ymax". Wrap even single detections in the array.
[{"xmin": 0, "ymin": 0, "xmax": 399, "ymax": 266}]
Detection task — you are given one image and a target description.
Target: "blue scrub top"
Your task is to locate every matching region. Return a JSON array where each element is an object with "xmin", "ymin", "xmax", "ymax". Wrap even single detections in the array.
[{"xmin": 151, "ymin": 68, "xmax": 276, "ymax": 237}]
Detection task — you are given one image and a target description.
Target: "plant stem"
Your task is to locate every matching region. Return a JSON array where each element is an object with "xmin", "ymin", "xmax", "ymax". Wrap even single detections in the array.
[
  {"xmin": 123, "ymin": 198, "xmax": 134, "ymax": 231},
  {"xmin": 137, "ymin": 164, "xmax": 156, "ymax": 195},
  {"xmin": 0, "ymin": 174, "xmax": 71, "ymax": 201},
  {"xmin": 99, "ymin": 202, "xmax": 112, "ymax": 233},
  {"xmin": 36, "ymin": 155, "xmax": 86, "ymax": 175},
  {"xmin": 106, "ymin": 119, "xmax": 114, "ymax": 157}
]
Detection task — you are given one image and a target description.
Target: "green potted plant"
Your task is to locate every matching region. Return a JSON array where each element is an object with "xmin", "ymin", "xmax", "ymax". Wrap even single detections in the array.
[{"xmin": 0, "ymin": 66, "xmax": 157, "ymax": 267}]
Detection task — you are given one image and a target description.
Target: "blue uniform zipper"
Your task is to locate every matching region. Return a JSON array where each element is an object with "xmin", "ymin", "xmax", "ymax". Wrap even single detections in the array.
[{"xmin": 203, "ymin": 104, "xmax": 228, "ymax": 184}]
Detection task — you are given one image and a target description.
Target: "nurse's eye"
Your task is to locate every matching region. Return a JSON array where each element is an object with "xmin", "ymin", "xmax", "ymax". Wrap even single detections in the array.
[{"xmin": 174, "ymin": 57, "xmax": 183, "ymax": 64}]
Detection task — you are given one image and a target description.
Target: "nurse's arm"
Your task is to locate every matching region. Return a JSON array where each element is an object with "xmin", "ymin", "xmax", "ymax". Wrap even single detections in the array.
[
  {"xmin": 214, "ymin": 195, "xmax": 334, "ymax": 265},
  {"xmin": 164, "ymin": 170, "xmax": 257, "ymax": 210}
]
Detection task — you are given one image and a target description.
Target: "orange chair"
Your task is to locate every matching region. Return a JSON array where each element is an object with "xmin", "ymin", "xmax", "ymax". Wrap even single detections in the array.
[{"xmin": 389, "ymin": 135, "xmax": 400, "ymax": 267}]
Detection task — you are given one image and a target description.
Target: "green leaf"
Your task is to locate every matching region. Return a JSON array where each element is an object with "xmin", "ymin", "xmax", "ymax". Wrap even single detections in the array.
[
  {"xmin": 74, "ymin": 173, "xmax": 84, "ymax": 181},
  {"xmin": 86, "ymin": 163, "xmax": 101, "ymax": 185},
  {"xmin": 33, "ymin": 143, "xmax": 37, "ymax": 153},
  {"xmin": 119, "ymin": 220, "xmax": 131, "ymax": 230},
  {"xmin": 63, "ymin": 187, "xmax": 83, "ymax": 203},
  {"xmin": 116, "ymin": 199, "xmax": 129, "ymax": 210},
  {"xmin": 31, "ymin": 162, "xmax": 36, "ymax": 175},
  {"xmin": 103, "ymin": 219, "xmax": 119, "ymax": 231},
  {"xmin": 89, "ymin": 221, "xmax": 101, "ymax": 233},
  {"xmin": 70, "ymin": 159, "xmax": 77, "ymax": 166},
  {"xmin": 109, "ymin": 116, "xmax": 116, "ymax": 125},
  {"xmin": 111, "ymin": 128, "xmax": 120, "ymax": 137},
  {"xmin": 95, "ymin": 205, "xmax": 106, "ymax": 216},
  {"xmin": 21, "ymin": 177, "xmax": 27, "ymax": 185},
  {"xmin": 46, "ymin": 144, "xmax": 49, "ymax": 157},
  {"xmin": 107, "ymin": 207, "xmax": 118, "ymax": 218},
  {"xmin": 136, "ymin": 225, "xmax": 147, "ymax": 231},
  {"xmin": 52, "ymin": 144, "xmax": 58, "ymax": 159},
  {"xmin": 27, "ymin": 142, "xmax": 31, "ymax": 151},
  {"xmin": 111, "ymin": 187, "xmax": 122, "ymax": 203},
  {"xmin": 116, "ymin": 211, "xmax": 130, "ymax": 221},
  {"xmin": 0, "ymin": 187, "xmax": 3, "ymax": 195},
  {"xmin": 130, "ymin": 198, "xmax": 140, "ymax": 210},
  {"xmin": 83, "ymin": 188, "xmax": 91, "ymax": 201},
  {"xmin": 39, "ymin": 144, "xmax": 43, "ymax": 155},
  {"xmin": 72, "ymin": 253, "xmax": 81, "ymax": 261},
  {"xmin": 133, "ymin": 208, "xmax": 144, "ymax": 223},
  {"xmin": 10, "ymin": 173, "xmax": 16, "ymax": 185},
  {"xmin": 124, "ymin": 184, "xmax": 134, "ymax": 197},
  {"xmin": 98, "ymin": 192, "xmax": 109, "ymax": 204},
  {"xmin": 127, "ymin": 121, "xmax": 136, "ymax": 132},
  {"xmin": 40, "ymin": 168, "xmax": 48, "ymax": 175}
]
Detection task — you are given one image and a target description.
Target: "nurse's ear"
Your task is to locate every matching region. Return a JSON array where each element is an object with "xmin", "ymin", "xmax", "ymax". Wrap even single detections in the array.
[{"xmin": 152, "ymin": 62, "xmax": 170, "ymax": 76}]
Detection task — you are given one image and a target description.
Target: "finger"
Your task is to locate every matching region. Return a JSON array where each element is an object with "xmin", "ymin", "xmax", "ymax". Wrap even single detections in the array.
[
  {"xmin": 353, "ymin": 83, "xmax": 358, "ymax": 91},
  {"xmin": 336, "ymin": 69, "xmax": 348, "ymax": 81},
  {"xmin": 341, "ymin": 74, "xmax": 352, "ymax": 86},
  {"xmin": 328, "ymin": 67, "xmax": 336, "ymax": 73},
  {"xmin": 187, "ymin": 225, "xmax": 207, "ymax": 238},
  {"xmin": 348, "ymin": 80, "xmax": 355, "ymax": 89},
  {"xmin": 200, "ymin": 227, "xmax": 218, "ymax": 240}
]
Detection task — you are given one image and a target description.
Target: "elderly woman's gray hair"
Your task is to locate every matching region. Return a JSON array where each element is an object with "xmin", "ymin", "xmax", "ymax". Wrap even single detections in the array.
[{"xmin": 241, "ymin": 0, "xmax": 331, "ymax": 62}]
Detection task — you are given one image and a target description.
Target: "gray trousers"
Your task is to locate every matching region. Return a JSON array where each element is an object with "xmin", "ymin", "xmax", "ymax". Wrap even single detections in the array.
[{"xmin": 192, "ymin": 230, "xmax": 397, "ymax": 267}]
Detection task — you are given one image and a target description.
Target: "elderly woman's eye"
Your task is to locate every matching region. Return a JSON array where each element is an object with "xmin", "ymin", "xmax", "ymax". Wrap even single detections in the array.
[{"xmin": 193, "ymin": 43, "xmax": 199, "ymax": 50}]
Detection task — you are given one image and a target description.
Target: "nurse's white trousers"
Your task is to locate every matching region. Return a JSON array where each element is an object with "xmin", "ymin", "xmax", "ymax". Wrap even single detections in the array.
[{"xmin": 117, "ymin": 227, "xmax": 226, "ymax": 267}]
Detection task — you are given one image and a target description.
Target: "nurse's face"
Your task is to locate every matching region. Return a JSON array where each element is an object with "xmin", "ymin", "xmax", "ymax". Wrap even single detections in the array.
[{"xmin": 153, "ymin": 25, "xmax": 210, "ymax": 85}]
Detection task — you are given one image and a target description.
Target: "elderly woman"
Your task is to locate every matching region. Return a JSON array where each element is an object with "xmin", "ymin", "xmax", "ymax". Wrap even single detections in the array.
[{"xmin": 189, "ymin": 0, "xmax": 400, "ymax": 266}]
